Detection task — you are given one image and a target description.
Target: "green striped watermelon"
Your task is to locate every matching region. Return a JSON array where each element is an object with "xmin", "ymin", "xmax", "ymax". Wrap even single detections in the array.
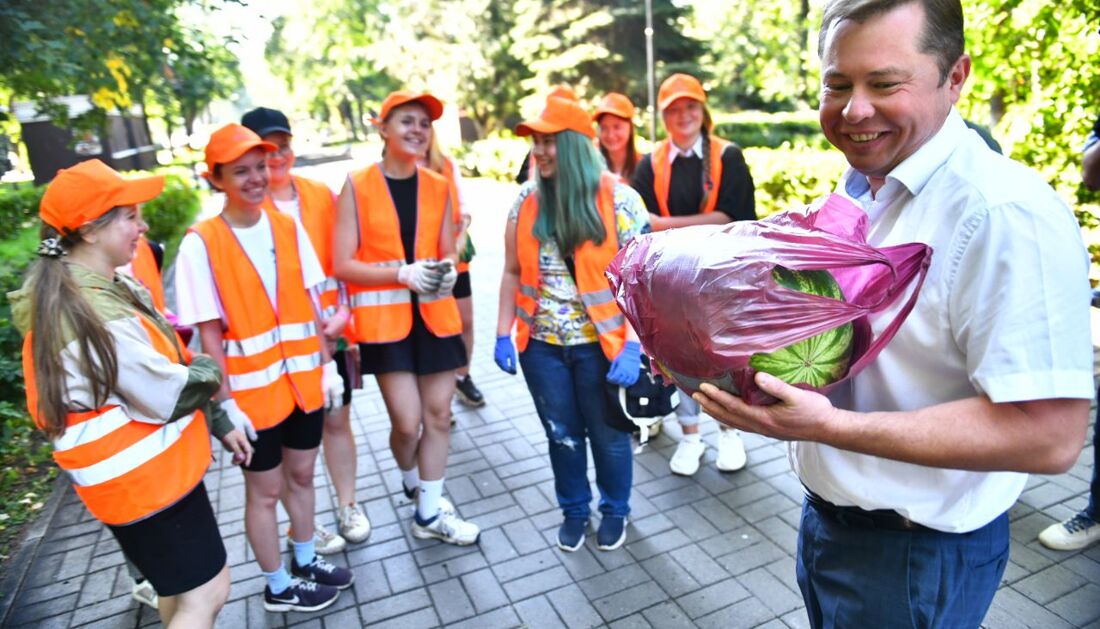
[{"xmin": 748, "ymin": 266, "xmax": 854, "ymax": 387}]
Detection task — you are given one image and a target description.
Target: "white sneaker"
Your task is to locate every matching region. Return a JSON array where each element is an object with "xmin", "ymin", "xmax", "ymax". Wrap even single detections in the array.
[
  {"xmin": 1038, "ymin": 513, "xmax": 1100, "ymax": 551},
  {"xmin": 404, "ymin": 484, "xmax": 456, "ymax": 517},
  {"xmin": 669, "ymin": 439, "xmax": 706, "ymax": 476},
  {"xmin": 131, "ymin": 578, "xmax": 158, "ymax": 609},
  {"xmin": 287, "ymin": 520, "xmax": 347, "ymax": 555},
  {"xmin": 338, "ymin": 503, "xmax": 372, "ymax": 544},
  {"xmin": 411, "ymin": 510, "xmax": 481, "ymax": 545},
  {"xmin": 716, "ymin": 429, "xmax": 747, "ymax": 472}
]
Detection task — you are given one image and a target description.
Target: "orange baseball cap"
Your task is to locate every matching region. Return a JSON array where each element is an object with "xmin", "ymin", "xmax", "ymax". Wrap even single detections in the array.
[
  {"xmin": 203, "ymin": 123, "xmax": 276, "ymax": 177},
  {"xmin": 516, "ymin": 97, "xmax": 595, "ymax": 138},
  {"xmin": 658, "ymin": 73, "xmax": 707, "ymax": 111},
  {"xmin": 39, "ymin": 159, "xmax": 164, "ymax": 233},
  {"xmin": 595, "ymin": 93, "xmax": 636, "ymax": 122},
  {"xmin": 376, "ymin": 91, "xmax": 444, "ymax": 124},
  {"xmin": 547, "ymin": 84, "xmax": 578, "ymax": 103}
]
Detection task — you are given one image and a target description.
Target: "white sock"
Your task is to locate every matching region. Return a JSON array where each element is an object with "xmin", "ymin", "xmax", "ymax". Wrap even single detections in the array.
[
  {"xmin": 401, "ymin": 467, "xmax": 419, "ymax": 494},
  {"xmin": 417, "ymin": 478, "xmax": 445, "ymax": 521},
  {"xmin": 683, "ymin": 432, "xmax": 702, "ymax": 444}
]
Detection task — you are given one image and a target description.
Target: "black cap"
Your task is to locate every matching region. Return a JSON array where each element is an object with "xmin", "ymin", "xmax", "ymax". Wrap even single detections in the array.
[{"xmin": 241, "ymin": 107, "xmax": 292, "ymax": 138}]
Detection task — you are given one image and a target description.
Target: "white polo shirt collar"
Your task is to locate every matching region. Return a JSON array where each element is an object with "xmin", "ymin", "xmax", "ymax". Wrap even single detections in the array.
[{"xmin": 668, "ymin": 136, "xmax": 704, "ymax": 164}]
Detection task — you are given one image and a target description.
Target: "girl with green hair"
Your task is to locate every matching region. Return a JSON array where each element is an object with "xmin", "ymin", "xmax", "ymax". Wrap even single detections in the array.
[{"xmin": 496, "ymin": 94, "xmax": 650, "ymax": 552}]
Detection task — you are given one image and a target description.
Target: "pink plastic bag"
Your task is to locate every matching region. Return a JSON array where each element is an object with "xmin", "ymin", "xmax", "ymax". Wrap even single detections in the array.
[{"xmin": 606, "ymin": 194, "xmax": 933, "ymax": 405}]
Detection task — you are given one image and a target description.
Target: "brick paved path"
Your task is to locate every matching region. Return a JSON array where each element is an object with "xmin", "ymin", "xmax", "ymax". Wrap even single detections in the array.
[{"xmin": 1, "ymin": 169, "xmax": 1097, "ymax": 628}]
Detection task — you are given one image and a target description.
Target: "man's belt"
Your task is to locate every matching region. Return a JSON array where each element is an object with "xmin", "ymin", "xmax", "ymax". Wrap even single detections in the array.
[{"xmin": 805, "ymin": 490, "xmax": 931, "ymax": 532}]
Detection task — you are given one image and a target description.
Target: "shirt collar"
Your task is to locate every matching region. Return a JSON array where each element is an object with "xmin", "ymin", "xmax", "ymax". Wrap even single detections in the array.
[
  {"xmin": 839, "ymin": 107, "xmax": 966, "ymax": 200},
  {"xmin": 668, "ymin": 136, "xmax": 704, "ymax": 164}
]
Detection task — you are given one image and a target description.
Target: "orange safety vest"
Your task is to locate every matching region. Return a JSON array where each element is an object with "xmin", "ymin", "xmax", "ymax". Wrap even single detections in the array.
[
  {"xmin": 438, "ymin": 158, "xmax": 470, "ymax": 274},
  {"xmin": 346, "ymin": 164, "xmax": 462, "ymax": 343},
  {"xmin": 651, "ymin": 137, "xmax": 730, "ymax": 217},
  {"xmin": 190, "ymin": 210, "xmax": 324, "ymax": 427},
  {"xmin": 262, "ymin": 176, "xmax": 342, "ymax": 320},
  {"xmin": 130, "ymin": 238, "xmax": 166, "ymax": 313},
  {"xmin": 514, "ymin": 172, "xmax": 626, "ymax": 361},
  {"xmin": 22, "ymin": 317, "xmax": 212, "ymax": 526}
]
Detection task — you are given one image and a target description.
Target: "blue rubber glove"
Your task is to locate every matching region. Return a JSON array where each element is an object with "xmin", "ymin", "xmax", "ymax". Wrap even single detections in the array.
[
  {"xmin": 494, "ymin": 335, "xmax": 517, "ymax": 374},
  {"xmin": 606, "ymin": 341, "xmax": 641, "ymax": 387}
]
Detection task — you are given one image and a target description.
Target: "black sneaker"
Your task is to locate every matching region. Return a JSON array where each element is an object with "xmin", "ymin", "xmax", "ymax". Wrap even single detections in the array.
[
  {"xmin": 597, "ymin": 516, "xmax": 628, "ymax": 551},
  {"xmin": 263, "ymin": 577, "xmax": 340, "ymax": 613},
  {"xmin": 455, "ymin": 375, "xmax": 486, "ymax": 407},
  {"xmin": 291, "ymin": 556, "xmax": 354, "ymax": 590}
]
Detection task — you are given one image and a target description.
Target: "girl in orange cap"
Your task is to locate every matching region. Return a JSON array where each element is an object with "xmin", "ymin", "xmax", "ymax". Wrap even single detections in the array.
[
  {"xmin": 10, "ymin": 159, "xmax": 251, "ymax": 627},
  {"xmin": 595, "ymin": 92, "xmax": 640, "ymax": 182},
  {"xmin": 631, "ymin": 73, "xmax": 757, "ymax": 477},
  {"xmin": 333, "ymin": 91, "xmax": 480, "ymax": 546},
  {"xmin": 496, "ymin": 96, "xmax": 649, "ymax": 552},
  {"xmin": 240, "ymin": 107, "xmax": 371, "ymax": 556},
  {"xmin": 418, "ymin": 124, "xmax": 485, "ymax": 409},
  {"xmin": 175, "ymin": 123, "xmax": 353, "ymax": 613}
]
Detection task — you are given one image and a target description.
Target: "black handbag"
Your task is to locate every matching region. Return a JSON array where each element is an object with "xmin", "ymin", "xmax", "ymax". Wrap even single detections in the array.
[{"xmin": 604, "ymin": 356, "xmax": 679, "ymax": 446}]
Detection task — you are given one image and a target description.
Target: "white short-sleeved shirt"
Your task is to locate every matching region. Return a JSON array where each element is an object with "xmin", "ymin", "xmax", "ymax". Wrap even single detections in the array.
[
  {"xmin": 174, "ymin": 210, "xmax": 325, "ymax": 327},
  {"xmin": 791, "ymin": 109, "xmax": 1094, "ymax": 533}
]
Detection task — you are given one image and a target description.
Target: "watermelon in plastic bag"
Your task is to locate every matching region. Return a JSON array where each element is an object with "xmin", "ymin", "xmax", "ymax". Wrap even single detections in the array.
[{"xmin": 606, "ymin": 194, "xmax": 932, "ymax": 405}]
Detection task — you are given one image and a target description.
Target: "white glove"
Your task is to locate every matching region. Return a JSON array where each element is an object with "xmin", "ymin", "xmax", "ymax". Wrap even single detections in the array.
[
  {"xmin": 397, "ymin": 261, "xmax": 443, "ymax": 294},
  {"xmin": 220, "ymin": 398, "xmax": 257, "ymax": 441},
  {"xmin": 322, "ymin": 360, "xmax": 345, "ymax": 410},
  {"xmin": 436, "ymin": 260, "xmax": 457, "ymax": 294}
]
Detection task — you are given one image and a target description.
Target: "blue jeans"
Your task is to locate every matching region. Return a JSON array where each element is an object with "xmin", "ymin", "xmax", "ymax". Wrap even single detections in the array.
[
  {"xmin": 796, "ymin": 502, "xmax": 1008, "ymax": 629},
  {"xmin": 519, "ymin": 339, "xmax": 632, "ymax": 519}
]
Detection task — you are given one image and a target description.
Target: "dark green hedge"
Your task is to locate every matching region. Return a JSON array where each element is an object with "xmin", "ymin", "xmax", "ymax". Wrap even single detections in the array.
[{"xmin": 712, "ymin": 118, "xmax": 829, "ymax": 150}]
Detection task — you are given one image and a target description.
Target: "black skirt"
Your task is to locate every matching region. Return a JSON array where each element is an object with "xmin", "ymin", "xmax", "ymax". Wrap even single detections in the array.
[
  {"xmin": 360, "ymin": 302, "xmax": 467, "ymax": 376},
  {"xmin": 108, "ymin": 482, "xmax": 226, "ymax": 597}
]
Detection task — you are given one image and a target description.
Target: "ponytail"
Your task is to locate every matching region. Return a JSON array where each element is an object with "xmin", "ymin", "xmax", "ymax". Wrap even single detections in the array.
[
  {"xmin": 30, "ymin": 212, "xmax": 120, "ymax": 438},
  {"xmin": 698, "ymin": 107, "xmax": 715, "ymax": 214}
]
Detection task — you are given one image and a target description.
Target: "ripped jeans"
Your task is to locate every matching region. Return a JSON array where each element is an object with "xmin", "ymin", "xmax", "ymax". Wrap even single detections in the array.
[{"xmin": 519, "ymin": 339, "xmax": 632, "ymax": 519}]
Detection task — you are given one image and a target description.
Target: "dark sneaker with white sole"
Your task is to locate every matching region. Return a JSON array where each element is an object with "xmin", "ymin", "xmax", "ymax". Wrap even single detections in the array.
[
  {"xmin": 291, "ymin": 556, "xmax": 354, "ymax": 590},
  {"xmin": 597, "ymin": 516, "xmax": 628, "ymax": 551},
  {"xmin": 557, "ymin": 518, "xmax": 588, "ymax": 552},
  {"xmin": 263, "ymin": 577, "xmax": 340, "ymax": 613},
  {"xmin": 455, "ymin": 375, "xmax": 486, "ymax": 407}
]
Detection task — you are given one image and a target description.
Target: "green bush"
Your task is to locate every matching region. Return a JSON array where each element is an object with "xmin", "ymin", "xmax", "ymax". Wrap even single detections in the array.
[
  {"xmin": 0, "ymin": 185, "xmax": 44, "ymax": 241},
  {"xmin": 744, "ymin": 146, "xmax": 849, "ymax": 217},
  {"xmin": 712, "ymin": 111, "xmax": 829, "ymax": 150},
  {"xmin": 129, "ymin": 166, "xmax": 205, "ymax": 267},
  {"xmin": 451, "ymin": 134, "xmax": 530, "ymax": 182}
]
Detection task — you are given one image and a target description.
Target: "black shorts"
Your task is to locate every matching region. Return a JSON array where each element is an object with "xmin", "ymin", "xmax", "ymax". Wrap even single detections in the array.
[
  {"xmin": 360, "ymin": 303, "xmax": 467, "ymax": 376},
  {"xmin": 453, "ymin": 271, "xmax": 472, "ymax": 300},
  {"xmin": 244, "ymin": 406, "xmax": 324, "ymax": 472},
  {"xmin": 333, "ymin": 348, "xmax": 354, "ymax": 406},
  {"xmin": 109, "ymin": 482, "xmax": 226, "ymax": 597}
]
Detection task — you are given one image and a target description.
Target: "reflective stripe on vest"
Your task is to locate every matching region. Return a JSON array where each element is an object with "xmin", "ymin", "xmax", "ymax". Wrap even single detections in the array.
[
  {"xmin": 651, "ymin": 137, "xmax": 730, "ymax": 217},
  {"xmin": 190, "ymin": 209, "xmax": 324, "ymax": 427},
  {"xmin": 514, "ymin": 172, "xmax": 627, "ymax": 361},
  {"xmin": 21, "ymin": 315, "xmax": 212, "ymax": 526},
  {"xmin": 346, "ymin": 163, "xmax": 462, "ymax": 343}
]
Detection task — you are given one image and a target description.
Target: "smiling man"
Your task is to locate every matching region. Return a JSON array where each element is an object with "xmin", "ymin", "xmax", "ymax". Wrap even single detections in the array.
[{"xmin": 694, "ymin": 1, "xmax": 1094, "ymax": 627}]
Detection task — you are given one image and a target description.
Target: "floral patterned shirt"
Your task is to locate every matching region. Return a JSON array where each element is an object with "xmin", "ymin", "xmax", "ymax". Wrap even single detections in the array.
[{"xmin": 508, "ymin": 179, "xmax": 650, "ymax": 345}]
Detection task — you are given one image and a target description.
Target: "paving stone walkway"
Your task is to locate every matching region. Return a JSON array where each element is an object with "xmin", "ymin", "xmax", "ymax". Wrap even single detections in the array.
[{"xmin": 1, "ymin": 168, "xmax": 1097, "ymax": 628}]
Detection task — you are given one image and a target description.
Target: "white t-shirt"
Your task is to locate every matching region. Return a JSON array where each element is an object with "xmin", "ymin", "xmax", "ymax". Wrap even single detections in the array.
[
  {"xmin": 791, "ymin": 109, "xmax": 1094, "ymax": 533},
  {"xmin": 174, "ymin": 210, "xmax": 325, "ymax": 327},
  {"xmin": 272, "ymin": 196, "xmax": 301, "ymax": 222}
]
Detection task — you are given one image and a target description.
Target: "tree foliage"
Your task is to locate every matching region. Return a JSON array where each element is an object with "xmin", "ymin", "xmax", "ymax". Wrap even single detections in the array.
[
  {"xmin": 0, "ymin": 1, "xmax": 241, "ymax": 138},
  {"xmin": 959, "ymin": 0, "xmax": 1100, "ymax": 227}
]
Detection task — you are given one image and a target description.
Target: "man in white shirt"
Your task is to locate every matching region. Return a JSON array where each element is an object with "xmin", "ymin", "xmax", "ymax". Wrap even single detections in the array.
[{"xmin": 695, "ymin": 1, "xmax": 1094, "ymax": 627}]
